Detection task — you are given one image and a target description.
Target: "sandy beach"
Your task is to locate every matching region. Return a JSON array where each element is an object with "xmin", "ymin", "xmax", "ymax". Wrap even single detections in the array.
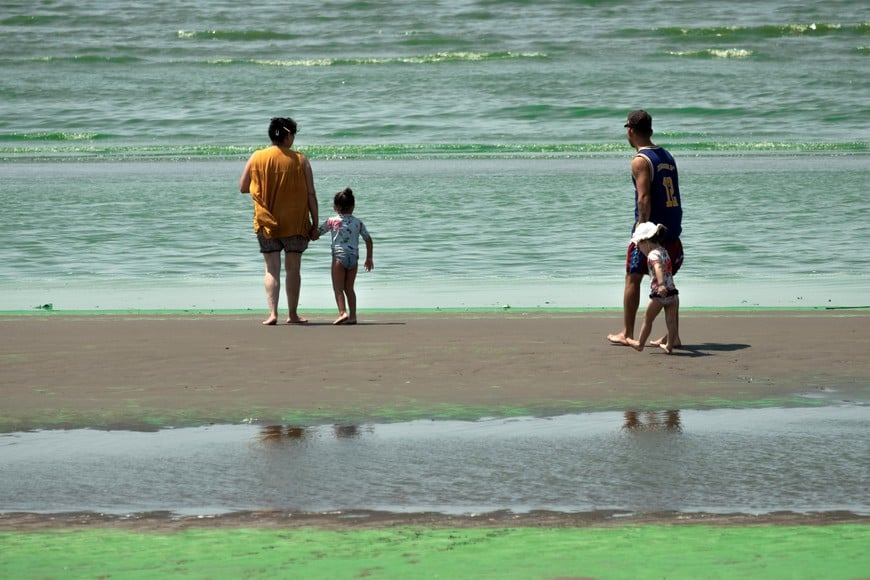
[{"xmin": 2, "ymin": 309, "xmax": 868, "ymax": 432}]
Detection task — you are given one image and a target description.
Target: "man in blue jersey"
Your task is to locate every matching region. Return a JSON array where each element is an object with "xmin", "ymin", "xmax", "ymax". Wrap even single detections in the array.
[{"xmin": 607, "ymin": 110, "xmax": 684, "ymax": 348}]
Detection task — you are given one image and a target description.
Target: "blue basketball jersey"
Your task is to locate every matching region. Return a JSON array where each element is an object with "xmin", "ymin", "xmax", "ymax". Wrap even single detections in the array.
[{"xmin": 632, "ymin": 146, "xmax": 682, "ymax": 241}]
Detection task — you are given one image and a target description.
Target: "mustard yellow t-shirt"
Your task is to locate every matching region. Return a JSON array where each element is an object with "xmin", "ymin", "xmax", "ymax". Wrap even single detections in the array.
[{"xmin": 248, "ymin": 145, "xmax": 311, "ymax": 238}]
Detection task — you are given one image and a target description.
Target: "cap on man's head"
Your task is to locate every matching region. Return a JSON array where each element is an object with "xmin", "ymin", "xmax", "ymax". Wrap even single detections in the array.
[{"xmin": 624, "ymin": 110, "xmax": 652, "ymax": 132}]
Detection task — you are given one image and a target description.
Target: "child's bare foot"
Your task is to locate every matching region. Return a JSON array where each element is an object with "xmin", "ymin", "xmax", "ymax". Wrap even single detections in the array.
[
  {"xmin": 659, "ymin": 342, "xmax": 673, "ymax": 354},
  {"xmin": 333, "ymin": 313, "xmax": 349, "ymax": 325},
  {"xmin": 262, "ymin": 315, "xmax": 278, "ymax": 326},
  {"xmin": 626, "ymin": 338, "xmax": 644, "ymax": 352},
  {"xmin": 286, "ymin": 316, "xmax": 308, "ymax": 324}
]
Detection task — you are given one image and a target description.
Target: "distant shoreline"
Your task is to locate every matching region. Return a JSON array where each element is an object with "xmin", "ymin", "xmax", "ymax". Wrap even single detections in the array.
[{"xmin": 3, "ymin": 304, "xmax": 868, "ymax": 316}]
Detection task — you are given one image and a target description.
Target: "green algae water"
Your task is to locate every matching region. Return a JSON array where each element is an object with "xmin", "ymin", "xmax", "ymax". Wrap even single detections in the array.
[
  {"xmin": 2, "ymin": 525, "xmax": 867, "ymax": 579},
  {"xmin": 1, "ymin": 1, "xmax": 869, "ymax": 311}
]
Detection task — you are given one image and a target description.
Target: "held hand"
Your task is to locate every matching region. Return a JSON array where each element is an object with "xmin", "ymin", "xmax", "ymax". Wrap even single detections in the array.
[
  {"xmin": 364, "ymin": 258, "xmax": 373, "ymax": 272},
  {"xmin": 309, "ymin": 226, "xmax": 320, "ymax": 241}
]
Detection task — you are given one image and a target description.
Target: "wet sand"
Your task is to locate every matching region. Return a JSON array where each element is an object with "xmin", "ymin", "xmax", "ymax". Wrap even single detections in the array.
[
  {"xmin": 2, "ymin": 309, "xmax": 869, "ymax": 555},
  {"xmin": 2, "ymin": 309, "xmax": 868, "ymax": 432}
]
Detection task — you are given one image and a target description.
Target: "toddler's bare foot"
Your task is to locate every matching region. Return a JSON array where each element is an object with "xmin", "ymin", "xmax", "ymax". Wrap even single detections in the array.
[
  {"xmin": 626, "ymin": 338, "xmax": 644, "ymax": 352},
  {"xmin": 262, "ymin": 316, "xmax": 278, "ymax": 326},
  {"xmin": 659, "ymin": 342, "xmax": 673, "ymax": 354},
  {"xmin": 333, "ymin": 313, "xmax": 349, "ymax": 325}
]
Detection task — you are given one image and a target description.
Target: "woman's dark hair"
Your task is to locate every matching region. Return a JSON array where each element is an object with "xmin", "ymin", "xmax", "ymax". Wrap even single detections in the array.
[
  {"xmin": 334, "ymin": 187, "xmax": 355, "ymax": 213},
  {"xmin": 268, "ymin": 117, "xmax": 297, "ymax": 144}
]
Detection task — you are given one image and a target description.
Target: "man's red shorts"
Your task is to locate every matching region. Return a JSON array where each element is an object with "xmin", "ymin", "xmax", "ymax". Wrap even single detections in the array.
[{"xmin": 626, "ymin": 238, "xmax": 683, "ymax": 276}]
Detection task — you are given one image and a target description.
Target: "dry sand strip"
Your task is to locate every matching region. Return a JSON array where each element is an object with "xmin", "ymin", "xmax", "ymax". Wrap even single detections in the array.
[{"xmin": 2, "ymin": 310, "xmax": 868, "ymax": 430}]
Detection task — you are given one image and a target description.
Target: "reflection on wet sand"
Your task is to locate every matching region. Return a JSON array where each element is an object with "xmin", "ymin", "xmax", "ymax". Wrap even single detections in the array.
[
  {"xmin": 257, "ymin": 424, "xmax": 370, "ymax": 443},
  {"xmin": 2, "ymin": 407, "xmax": 866, "ymax": 517},
  {"xmin": 623, "ymin": 410, "xmax": 682, "ymax": 432},
  {"xmin": 333, "ymin": 425, "xmax": 361, "ymax": 439},
  {"xmin": 258, "ymin": 425, "xmax": 307, "ymax": 443},
  {"xmin": 259, "ymin": 414, "xmax": 683, "ymax": 444}
]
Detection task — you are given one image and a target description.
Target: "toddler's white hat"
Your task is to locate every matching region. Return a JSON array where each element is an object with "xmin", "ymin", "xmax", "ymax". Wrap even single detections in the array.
[{"xmin": 631, "ymin": 222, "xmax": 664, "ymax": 244}]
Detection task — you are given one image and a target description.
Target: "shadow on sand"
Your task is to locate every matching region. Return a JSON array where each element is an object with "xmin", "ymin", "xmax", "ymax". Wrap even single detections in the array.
[{"xmin": 668, "ymin": 342, "xmax": 751, "ymax": 358}]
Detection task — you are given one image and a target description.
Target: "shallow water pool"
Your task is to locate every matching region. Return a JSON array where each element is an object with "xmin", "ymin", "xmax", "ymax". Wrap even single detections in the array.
[{"xmin": 1, "ymin": 406, "xmax": 867, "ymax": 517}]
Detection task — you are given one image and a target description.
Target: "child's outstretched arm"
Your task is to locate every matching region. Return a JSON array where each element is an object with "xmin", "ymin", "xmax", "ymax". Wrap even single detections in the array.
[
  {"xmin": 652, "ymin": 262, "xmax": 668, "ymax": 297},
  {"xmin": 364, "ymin": 237, "xmax": 374, "ymax": 271}
]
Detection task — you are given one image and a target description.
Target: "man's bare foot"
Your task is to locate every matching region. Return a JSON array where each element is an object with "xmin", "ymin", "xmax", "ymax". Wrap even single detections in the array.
[
  {"xmin": 346, "ymin": 319, "xmax": 357, "ymax": 325},
  {"xmin": 651, "ymin": 335, "xmax": 681, "ymax": 348},
  {"xmin": 650, "ymin": 335, "xmax": 666, "ymax": 346},
  {"xmin": 333, "ymin": 313, "xmax": 349, "ymax": 325},
  {"xmin": 607, "ymin": 332, "xmax": 630, "ymax": 345},
  {"xmin": 287, "ymin": 316, "xmax": 308, "ymax": 324},
  {"xmin": 659, "ymin": 342, "xmax": 673, "ymax": 354},
  {"xmin": 262, "ymin": 316, "xmax": 278, "ymax": 326},
  {"xmin": 626, "ymin": 338, "xmax": 643, "ymax": 352}
]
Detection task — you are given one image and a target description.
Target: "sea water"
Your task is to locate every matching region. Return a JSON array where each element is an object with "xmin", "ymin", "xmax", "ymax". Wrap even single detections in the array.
[{"xmin": 1, "ymin": 0, "xmax": 868, "ymax": 311}]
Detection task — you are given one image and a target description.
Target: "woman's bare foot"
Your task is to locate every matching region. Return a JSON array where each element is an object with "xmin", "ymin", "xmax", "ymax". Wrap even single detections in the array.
[
  {"xmin": 607, "ymin": 332, "xmax": 630, "ymax": 345},
  {"xmin": 626, "ymin": 338, "xmax": 644, "ymax": 352},
  {"xmin": 659, "ymin": 342, "xmax": 673, "ymax": 354},
  {"xmin": 333, "ymin": 313, "xmax": 349, "ymax": 325},
  {"xmin": 262, "ymin": 316, "xmax": 278, "ymax": 326}
]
